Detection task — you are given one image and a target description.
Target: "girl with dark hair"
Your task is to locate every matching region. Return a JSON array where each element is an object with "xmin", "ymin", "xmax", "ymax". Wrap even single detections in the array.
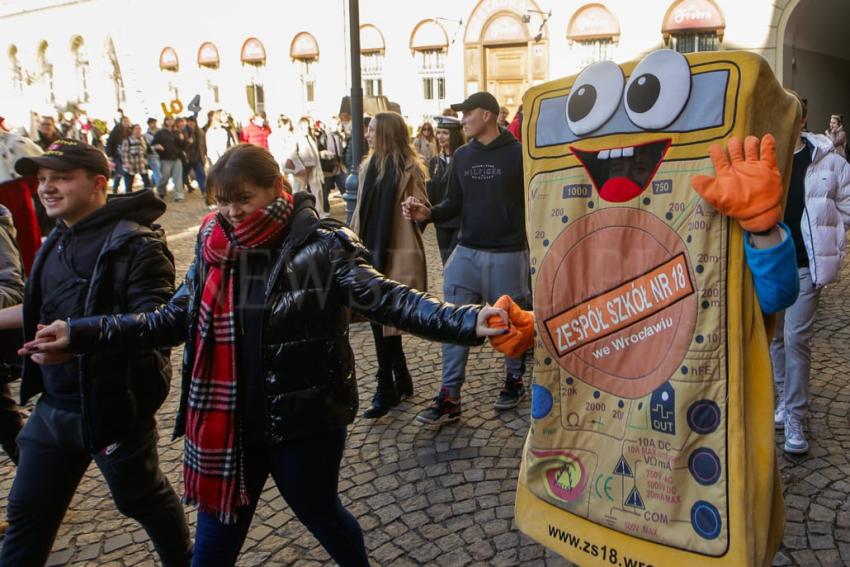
[
  {"xmin": 28, "ymin": 143, "xmax": 510, "ymax": 566},
  {"xmin": 351, "ymin": 112, "xmax": 430, "ymax": 418},
  {"xmin": 427, "ymin": 116, "xmax": 465, "ymax": 264}
]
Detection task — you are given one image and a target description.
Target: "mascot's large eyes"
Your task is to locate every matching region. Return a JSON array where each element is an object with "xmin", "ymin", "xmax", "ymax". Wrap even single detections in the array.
[
  {"xmin": 566, "ymin": 61, "xmax": 624, "ymax": 135},
  {"xmin": 624, "ymin": 49, "xmax": 691, "ymax": 130}
]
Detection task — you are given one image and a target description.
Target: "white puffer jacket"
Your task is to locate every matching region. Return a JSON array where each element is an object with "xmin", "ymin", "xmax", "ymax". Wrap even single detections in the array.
[{"xmin": 799, "ymin": 132, "xmax": 850, "ymax": 287}]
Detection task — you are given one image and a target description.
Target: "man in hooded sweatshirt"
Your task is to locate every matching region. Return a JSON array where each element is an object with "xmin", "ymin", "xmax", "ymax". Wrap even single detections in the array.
[
  {"xmin": 404, "ymin": 91, "xmax": 531, "ymax": 425},
  {"xmin": 0, "ymin": 139, "xmax": 192, "ymax": 566}
]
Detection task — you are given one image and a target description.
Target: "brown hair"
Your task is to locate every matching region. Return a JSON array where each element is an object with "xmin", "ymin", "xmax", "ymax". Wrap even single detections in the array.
[
  {"xmin": 366, "ymin": 112, "xmax": 426, "ymax": 181},
  {"xmin": 417, "ymin": 120, "xmax": 435, "ymax": 143},
  {"xmin": 208, "ymin": 144, "xmax": 290, "ymax": 201}
]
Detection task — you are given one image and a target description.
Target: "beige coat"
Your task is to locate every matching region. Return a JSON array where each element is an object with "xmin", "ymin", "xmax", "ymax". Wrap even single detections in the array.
[{"xmin": 351, "ymin": 158, "xmax": 430, "ymax": 336}]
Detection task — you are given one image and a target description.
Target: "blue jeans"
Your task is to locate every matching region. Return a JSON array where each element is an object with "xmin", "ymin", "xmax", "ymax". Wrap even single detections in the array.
[
  {"xmin": 147, "ymin": 155, "xmax": 162, "ymax": 187},
  {"xmin": 192, "ymin": 427, "xmax": 368, "ymax": 567},
  {"xmin": 111, "ymin": 154, "xmax": 125, "ymax": 193},
  {"xmin": 188, "ymin": 160, "xmax": 207, "ymax": 194}
]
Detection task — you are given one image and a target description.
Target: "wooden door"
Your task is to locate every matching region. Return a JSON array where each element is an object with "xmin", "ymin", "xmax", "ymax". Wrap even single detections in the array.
[{"xmin": 485, "ymin": 45, "xmax": 528, "ymax": 119}]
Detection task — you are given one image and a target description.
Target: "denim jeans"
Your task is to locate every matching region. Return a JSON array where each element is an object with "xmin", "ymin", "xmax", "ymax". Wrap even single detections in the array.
[
  {"xmin": 770, "ymin": 267, "xmax": 820, "ymax": 419},
  {"xmin": 111, "ymin": 154, "xmax": 125, "ymax": 193},
  {"xmin": 157, "ymin": 159, "xmax": 184, "ymax": 200},
  {"xmin": 189, "ymin": 160, "xmax": 207, "ymax": 193},
  {"xmin": 0, "ymin": 401, "xmax": 192, "ymax": 567},
  {"xmin": 192, "ymin": 427, "xmax": 368, "ymax": 567},
  {"xmin": 147, "ymin": 155, "xmax": 162, "ymax": 187}
]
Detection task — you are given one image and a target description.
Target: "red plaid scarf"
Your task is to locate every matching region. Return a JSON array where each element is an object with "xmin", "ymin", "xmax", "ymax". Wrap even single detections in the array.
[{"xmin": 184, "ymin": 193, "xmax": 294, "ymax": 523}]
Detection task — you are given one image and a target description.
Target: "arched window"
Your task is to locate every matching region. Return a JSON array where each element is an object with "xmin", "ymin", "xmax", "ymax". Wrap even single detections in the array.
[
  {"xmin": 662, "ymin": 0, "xmax": 725, "ymax": 53},
  {"xmin": 7, "ymin": 45, "xmax": 23, "ymax": 95},
  {"xmin": 567, "ymin": 4, "xmax": 620, "ymax": 66},
  {"xmin": 70, "ymin": 36, "xmax": 89, "ymax": 103},
  {"xmin": 198, "ymin": 42, "xmax": 221, "ymax": 104},
  {"xmin": 37, "ymin": 40, "xmax": 55, "ymax": 105},
  {"xmin": 241, "ymin": 38, "xmax": 266, "ymax": 115},
  {"xmin": 411, "ymin": 20, "xmax": 449, "ymax": 103},
  {"xmin": 360, "ymin": 24, "xmax": 385, "ymax": 97},
  {"xmin": 106, "ymin": 38, "xmax": 126, "ymax": 107},
  {"xmin": 291, "ymin": 32, "xmax": 319, "ymax": 104},
  {"xmin": 158, "ymin": 46, "xmax": 179, "ymax": 100}
]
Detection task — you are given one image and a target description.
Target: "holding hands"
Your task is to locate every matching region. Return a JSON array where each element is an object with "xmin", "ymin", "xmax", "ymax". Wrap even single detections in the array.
[
  {"xmin": 486, "ymin": 295, "xmax": 535, "ymax": 357},
  {"xmin": 19, "ymin": 320, "xmax": 71, "ymax": 365},
  {"xmin": 402, "ymin": 196, "xmax": 432, "ymax": 222}
]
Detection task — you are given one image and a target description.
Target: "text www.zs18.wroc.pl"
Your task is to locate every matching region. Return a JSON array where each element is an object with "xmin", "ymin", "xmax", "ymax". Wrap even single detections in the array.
[{"xmin": 548, "ymin": 524, "xmax": 655, "ymax": 567}]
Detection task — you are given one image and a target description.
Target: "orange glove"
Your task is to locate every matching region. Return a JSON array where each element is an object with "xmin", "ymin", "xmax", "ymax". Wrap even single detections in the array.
[
  {"xmin": 487, "ymin": 295, "xmax": 535, "ymax": 358},
  {"xmin": 690, "ymin": 134, "xmax": 782, "ymax": 233}
]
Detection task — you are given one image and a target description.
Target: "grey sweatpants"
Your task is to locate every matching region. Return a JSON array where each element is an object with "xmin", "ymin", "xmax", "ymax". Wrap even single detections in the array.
[
  {"xmin": 770, "ymin": 267, "xmax": 820, "ymax": 419},
  {"xmin": 441, "ymin": 245, "xmax": 531, "ymax": 392}
]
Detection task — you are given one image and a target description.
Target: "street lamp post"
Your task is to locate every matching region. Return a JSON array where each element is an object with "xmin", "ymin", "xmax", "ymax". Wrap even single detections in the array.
[{"xmin": 343, "ymin": 0, "xmax": 364, "ymax": 224}]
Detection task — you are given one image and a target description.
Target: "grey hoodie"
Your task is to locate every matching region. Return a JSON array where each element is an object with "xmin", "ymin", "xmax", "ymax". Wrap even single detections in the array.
[{"xmin": 0, "ymin": 205, "xmax": 24, "ymax": 308}]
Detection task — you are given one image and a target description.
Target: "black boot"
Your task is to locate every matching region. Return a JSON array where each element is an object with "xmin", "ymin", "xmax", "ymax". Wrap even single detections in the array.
[
  {"xmin": 394, "ymin": 360, "xmax": 414, "ymax": 401},
  {"xmin": 363, "ymin": 370, "xmax": 400, "ymax": 419}
]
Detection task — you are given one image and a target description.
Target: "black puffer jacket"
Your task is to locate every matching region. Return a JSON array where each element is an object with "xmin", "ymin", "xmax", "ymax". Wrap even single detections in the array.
[
  {"xmin": 21, "ymin": 191, "xmax": 175, "ymax": 451},
  {"xmin": 69, "ymin": 194, "xmax": 483, "ymax": 443}
]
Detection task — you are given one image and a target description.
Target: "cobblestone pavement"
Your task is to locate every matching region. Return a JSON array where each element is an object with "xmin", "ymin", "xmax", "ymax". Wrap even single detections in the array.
[{"xmin": 0, "ymin": 190, "xmax": 848, "ymax": 566}]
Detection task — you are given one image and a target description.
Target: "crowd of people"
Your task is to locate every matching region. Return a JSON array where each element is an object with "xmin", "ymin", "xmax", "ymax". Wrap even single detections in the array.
[
  {"xmin": 0, "ymin": 83, "xmax": 847, "ymax": 566},
  {"xmin": 0, "ymin": 93, "xmax": 533, "ymax": 566}
]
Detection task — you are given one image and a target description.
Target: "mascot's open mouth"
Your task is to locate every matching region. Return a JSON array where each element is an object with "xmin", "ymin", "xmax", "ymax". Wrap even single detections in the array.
[{"xmin": 571, "ymin": 139, "xmax": 671, "ymax": 203}]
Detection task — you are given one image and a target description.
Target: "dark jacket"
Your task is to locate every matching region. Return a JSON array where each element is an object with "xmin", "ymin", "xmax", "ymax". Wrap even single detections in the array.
[
  {"xmin": 430, "ymin": 129, "xmax": 527, "ymax": 251},
  {"xmin": 20, "ymin": 191, "xmax": 175, "ymax": 451},
  {"xmin": 184, "ymin": 125, "xmax": 207, "ymax": 163},
  {"xmin": 427, "ymin": 155, "xmax": 460, "ymax": 230},
  {"xmin": 68, "ymin": 193, "xmax": 483, "ymax": 444},
  {"xmin": 152, "ymin": 128, "xmax": 185, "ymax": 161}
]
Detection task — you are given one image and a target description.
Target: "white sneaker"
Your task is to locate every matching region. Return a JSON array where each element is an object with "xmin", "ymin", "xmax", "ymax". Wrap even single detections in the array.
[
  {"xmin": 774, "ymin": 401, "xmax": 786, "ymax": 430},
  {"xmin": 784, "ymin": 415, "xmax": 809, "ymax": 454}
]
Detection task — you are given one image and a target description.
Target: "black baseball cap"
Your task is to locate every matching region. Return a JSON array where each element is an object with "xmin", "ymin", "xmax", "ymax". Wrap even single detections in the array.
[
  {"xmin": 451, "ymin": 92, "xmax": 500, "ymax": 115},
  {"xmin": 15, "ymin": 139, "xmax": 110, "ymax": 177}
]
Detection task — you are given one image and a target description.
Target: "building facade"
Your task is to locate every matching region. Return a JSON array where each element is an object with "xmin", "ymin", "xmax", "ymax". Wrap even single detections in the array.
[{"xmin": 2, "ymin": 0, "xmax": 847, "ymax": 134}]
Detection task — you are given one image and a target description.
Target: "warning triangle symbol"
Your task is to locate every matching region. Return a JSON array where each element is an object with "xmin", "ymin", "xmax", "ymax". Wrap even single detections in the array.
[
  {"xmin": 625, "ymin": 487, "xmax": 645, "ymax": 510},
  {"xmin": 613, "ymin": 456, "xmax": 633, "ymax": 477}
]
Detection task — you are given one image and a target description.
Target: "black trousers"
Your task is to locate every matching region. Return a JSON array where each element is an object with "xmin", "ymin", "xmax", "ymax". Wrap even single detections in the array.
[
  {"xmin": 0, "ymin": 401, "xmax": 192, "ymax": 567},
  {"xmin": 0, "ymin": 381, "xmax": 22, "ymax": 463},
  {"xmin": 370, "ymin": 323, "xmax": 405, "ymax": 376}
]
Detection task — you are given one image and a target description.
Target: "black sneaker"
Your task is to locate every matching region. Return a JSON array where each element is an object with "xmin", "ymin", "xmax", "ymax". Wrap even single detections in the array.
[
  {"xmin": 494, "ymin": 374, "xmax": 526, "ymax": 410},
  {"xmin": 416, "ymin": 388, "xmax": 461, "ymax": 425}
]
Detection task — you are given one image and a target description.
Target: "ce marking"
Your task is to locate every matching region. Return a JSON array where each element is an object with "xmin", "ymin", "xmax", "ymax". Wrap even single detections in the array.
[{"xmin": 595, "ymin": 475, "xmax": 614, "ymax": 501}]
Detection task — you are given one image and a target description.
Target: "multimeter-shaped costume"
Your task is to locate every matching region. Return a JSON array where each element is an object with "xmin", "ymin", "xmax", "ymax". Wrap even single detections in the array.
[{"xmin": 512, "ymin": 50, "xmax": 800, "ymax": 566}]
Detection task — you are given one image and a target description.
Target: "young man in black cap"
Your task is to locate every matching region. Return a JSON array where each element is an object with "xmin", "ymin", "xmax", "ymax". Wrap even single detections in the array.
[
  {"xmin": 404, "ymin": 92, "xmax": 531, "ymax": 425},
  {"xmin": 0, "ymin": 139, "xmax": 192, "ymax": 566}
]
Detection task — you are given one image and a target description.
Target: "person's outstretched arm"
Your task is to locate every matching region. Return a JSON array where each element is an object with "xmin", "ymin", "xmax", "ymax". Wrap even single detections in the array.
[
  {"xmin": 329, "ymin": 226, "xmax": 504, "ymax": 343},
  {"xmin": 27, "ymin": 240, "xmax": 198, "ymax": 355}
]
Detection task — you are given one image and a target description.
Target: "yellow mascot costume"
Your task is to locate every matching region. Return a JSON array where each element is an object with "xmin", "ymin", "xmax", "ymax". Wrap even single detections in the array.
[{"xmin": 514, "ymin": 50, "xmax": 799, "ymax": 566}]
